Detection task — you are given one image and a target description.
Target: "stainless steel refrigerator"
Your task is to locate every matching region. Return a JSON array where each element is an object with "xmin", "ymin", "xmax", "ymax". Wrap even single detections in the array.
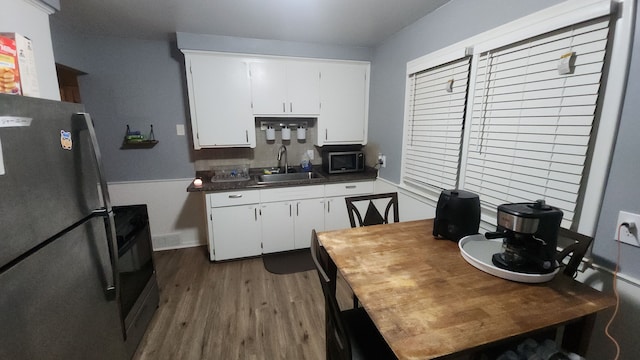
[{"xmin": 0, "ymin": 94, "xmax": 127, "ymax": 359}]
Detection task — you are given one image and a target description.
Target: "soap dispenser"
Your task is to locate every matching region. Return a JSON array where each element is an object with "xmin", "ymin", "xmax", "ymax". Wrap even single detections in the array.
[{"xmin": 300, "ymin": 153, "xmax": 312, "ymax": 172}]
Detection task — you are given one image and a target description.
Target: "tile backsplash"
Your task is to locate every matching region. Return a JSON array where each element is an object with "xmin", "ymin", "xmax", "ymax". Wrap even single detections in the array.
[{"xmin": 194, "ymin": 122, "xmax": 320, "ymax": 171}]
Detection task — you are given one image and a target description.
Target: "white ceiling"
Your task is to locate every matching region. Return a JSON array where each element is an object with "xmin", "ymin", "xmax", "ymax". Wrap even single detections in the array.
[{"xmin": 51, "ymin": 0, "xmax": 451, "ymax": 47}]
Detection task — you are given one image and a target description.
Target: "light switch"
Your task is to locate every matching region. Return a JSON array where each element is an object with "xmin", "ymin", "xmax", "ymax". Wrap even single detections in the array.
[{"xmin": 176, "ymin": 124, "xmax": 185, "ymax": 136}]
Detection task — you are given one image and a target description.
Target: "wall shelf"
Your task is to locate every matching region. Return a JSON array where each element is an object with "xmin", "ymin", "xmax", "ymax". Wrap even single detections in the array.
[
  {"xmin": 121, "ymin": 140, "xmax": 159, "ymax": 149},
  {"xmin": 121, "ymin": 124, "xmax": 157, "ymax": 149}
]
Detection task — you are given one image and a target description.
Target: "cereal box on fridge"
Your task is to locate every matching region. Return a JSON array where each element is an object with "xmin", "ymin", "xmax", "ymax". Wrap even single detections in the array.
[
  {"xmin": 0, "ymin": 35, "xmax": 20, "ymax": 95},
  {"xmin": 0, "ymin": 33, "xmax": 40, "ymax": 97}
]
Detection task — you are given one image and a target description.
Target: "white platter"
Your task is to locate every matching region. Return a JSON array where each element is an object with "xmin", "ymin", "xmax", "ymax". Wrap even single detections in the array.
[{"xmin": 458, "ymin": 234, "xmax": 559, "ymax": 283}]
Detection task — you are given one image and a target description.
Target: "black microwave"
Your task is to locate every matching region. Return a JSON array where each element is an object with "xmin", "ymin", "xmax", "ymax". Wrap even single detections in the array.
[{"xmin": 322, "ymin": 151, "xmax": 365, "ymax": 174}]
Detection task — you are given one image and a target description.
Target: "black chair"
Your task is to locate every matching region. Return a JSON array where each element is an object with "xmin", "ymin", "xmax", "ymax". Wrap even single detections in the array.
[
  {"xmin": 345, "ymin": 192, "xmax": 399, "ymax": 228},
  {"xmin": 555, "ymin": 229, "xmax": 593, "ymax": 278},
  {"xmin": 345, "ymin": 192, "xmax": 399, "ymax": 308},
  {"xmin": 310, "ymin": 230, "xmax": 396, "ymax": 360}
]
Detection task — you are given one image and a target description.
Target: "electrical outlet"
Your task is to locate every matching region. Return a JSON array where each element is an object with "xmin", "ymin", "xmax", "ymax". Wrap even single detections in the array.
[
  {"xmin": 306, "ymin": 149, "xmax": 314, "ymax": 160},
  {"xmin": 377, "ymin": 153, "xmax": 387, "ymax": 168},
  {"xmin": 614, "ymin": 211, "xmax": 640, "ymax": 247}
]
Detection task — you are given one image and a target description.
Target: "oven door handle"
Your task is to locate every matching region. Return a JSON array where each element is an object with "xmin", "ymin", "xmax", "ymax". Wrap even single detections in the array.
[
  {"xmin": 92, "ymin": 208, "xmax": 119, "ymax": 302},
  {"xmin": 103, "ymin": 211, "xmax": 118, "ymax": 302}
]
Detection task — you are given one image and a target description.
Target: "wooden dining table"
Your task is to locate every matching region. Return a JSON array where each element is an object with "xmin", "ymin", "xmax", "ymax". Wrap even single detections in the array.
[{"xmin": 317, "ymin": 219, "xmax": 615, "ymax": 360}]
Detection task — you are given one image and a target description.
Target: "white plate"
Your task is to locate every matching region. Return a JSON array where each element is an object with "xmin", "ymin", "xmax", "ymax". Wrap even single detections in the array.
[{"xmin": 458, "ymin": 234, "xmax": 559, "ymax": 283}]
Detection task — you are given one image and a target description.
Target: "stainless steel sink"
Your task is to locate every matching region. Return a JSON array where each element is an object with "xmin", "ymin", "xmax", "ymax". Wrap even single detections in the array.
[{"xmin": 256, "ymin": 172, "xmax": 324, "ymax": 184}]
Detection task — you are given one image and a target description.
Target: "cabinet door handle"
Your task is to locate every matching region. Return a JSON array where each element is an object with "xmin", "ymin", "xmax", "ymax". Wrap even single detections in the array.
[
  {"xmin": 290, "ymin": 102, "xmax": 293, "ymax": 113},
  {"xmin": 296, "ymin": 202, "xmax": 299, "ymax": 216},
  {"xmin": 228, "ymin": 194, "xmax": 243, "ymax": 198},
  {"xmin": 325, "ymin": 129, "xmax": 328, "ymax": 140},
  {"xmin": 346, "ymin": 185, "xmax": 356, "ymax": 189},
  {"xmin": 245, "ymin": 130, "xmax": 248, "ymax": 142},
  {"xmin": 327, "ymin": 200, "xmax": 331, "ymax": 213},
  {"xmin": 282, "ymin": 102, "xmax": 286, "ymax": 113},
  {"xmin": 254, "ymin": 208, "xmax": 257, "ymax": 221},
  {"xmin": 289, "ymin": 204, "xmax": 292, "ymax": 217}
]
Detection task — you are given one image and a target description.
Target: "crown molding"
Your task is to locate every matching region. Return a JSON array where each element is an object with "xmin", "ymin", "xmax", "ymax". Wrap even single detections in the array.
[{"xmin": 23, "ymin": 0, "xmax": 58, "ymax": 15}]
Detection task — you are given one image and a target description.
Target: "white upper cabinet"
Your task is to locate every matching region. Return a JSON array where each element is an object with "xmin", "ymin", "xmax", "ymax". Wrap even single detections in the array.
[
  {"xmin": 183, "ymin": 51, "xmax": 256, "ymax": 149},
  {"xmin": 183, "ymin": 51, "xmax": 370, "ymax": 149},
  {"xmin": 318, "ymin": 62, "xmax": 370, "ymax": 146},
  {"xmin": 249, "ymin": 59, "xmax": 320, "ymax": 116}
]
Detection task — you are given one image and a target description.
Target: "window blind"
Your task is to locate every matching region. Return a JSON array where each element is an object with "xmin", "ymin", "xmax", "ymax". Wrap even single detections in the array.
[
  {"xmin": 402, "ymin": 56, "xmax": 471, "ymax": 196},
  {"xmin": 461, "ymin": 16, "xmax": 610, "ymax": 229}
]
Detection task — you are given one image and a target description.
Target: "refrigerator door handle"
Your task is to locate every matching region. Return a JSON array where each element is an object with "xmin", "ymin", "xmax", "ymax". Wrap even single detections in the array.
[
  {"xmin": 75, "ymin": 113, "xmax": 121, "ymax": 308},
  {"xmin": 74, "ymin": 113, "xmax": 128, "ymax": 338},
  {"xmin": 73, "ymin": 112, "xmax": 113, "ymax": 213}
]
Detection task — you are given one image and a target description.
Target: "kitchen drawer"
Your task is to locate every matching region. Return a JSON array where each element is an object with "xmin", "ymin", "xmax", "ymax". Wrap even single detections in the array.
[
  {"xmin": 207, "ymin": 190, "xmax": 260, "ymax": 207},
  {"xmin": 260, "ymin": 185, "xmax": 324, "ymax": 203},
  {"xmin": 325, "ymin": 181, "xmax": 373, "ymax": 197}
]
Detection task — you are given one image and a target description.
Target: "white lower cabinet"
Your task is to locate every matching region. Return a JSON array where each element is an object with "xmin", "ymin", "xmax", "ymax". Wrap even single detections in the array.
[
  {"xmin": 260, "ymin": 185, "xmax": 325, "ymax": 253},
  {"xmin": 324, "ymin": 181, "xmax": 374, "ymax": 231},
  {"xmin": 293, "ymin": 198, "xmax": 326, "ymax": 249},
  {"xmin": 210, "ymin": 205, "xmax": 262, "ymax": 260},
  {"xmin": 324, "ymin": 197, "xmax": 351, "ymax": 231},
  {"xmin": 206, "ymin": 190, "xmax": 262, "ymax": 261},
  {"xmin": 260, "ymin": 201, "xmax": 295, "ymax": 253},
  {"xmin": 205, "ymin": 181, "xmax": 373, "ymax": 260}
]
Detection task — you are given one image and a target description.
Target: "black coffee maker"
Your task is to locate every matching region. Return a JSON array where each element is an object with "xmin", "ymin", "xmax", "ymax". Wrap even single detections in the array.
[{"xmin": 486, "ymin": 200, "xmax": 563, "ymax": 274}]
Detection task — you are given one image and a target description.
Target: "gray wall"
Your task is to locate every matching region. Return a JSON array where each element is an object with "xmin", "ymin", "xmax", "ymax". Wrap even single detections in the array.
[
  {"xmin": 50, "ymin": 23, "xmax": 194, "ymax": 182},
  {"xmin": 367, "ymin": 0, "xmax": 640, "ymax": 277},
  {"xmin": 49, "ymin": 22, "xmax": 373, "ymax": 182}
]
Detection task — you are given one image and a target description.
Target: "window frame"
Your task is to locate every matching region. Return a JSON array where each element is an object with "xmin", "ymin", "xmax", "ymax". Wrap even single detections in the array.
[{"xmin": 399, "ymin": 0, "xmax": 633, "ymax": 237}]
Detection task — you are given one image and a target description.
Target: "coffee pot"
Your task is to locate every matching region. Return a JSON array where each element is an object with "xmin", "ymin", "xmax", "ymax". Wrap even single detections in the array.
[{"xmin": 485, "ymin": 200, "xmax": 563, "ymax": 274}]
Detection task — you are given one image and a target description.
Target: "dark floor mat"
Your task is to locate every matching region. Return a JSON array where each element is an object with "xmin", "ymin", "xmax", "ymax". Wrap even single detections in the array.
[{"xmin": 263, "ymin": 249, "xmax": 315, "ymax": 274}]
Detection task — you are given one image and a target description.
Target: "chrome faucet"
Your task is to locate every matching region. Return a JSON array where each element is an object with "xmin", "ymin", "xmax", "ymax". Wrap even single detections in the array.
[{"xmin": 277, "ymin": 145, "xmax": 288, "ymax": 173}]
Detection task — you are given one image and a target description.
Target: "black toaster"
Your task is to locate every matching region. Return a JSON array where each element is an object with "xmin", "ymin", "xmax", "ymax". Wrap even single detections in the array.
[{"xmin": 433, "ymin": 189, "xmax": 481, "ymax": 241}]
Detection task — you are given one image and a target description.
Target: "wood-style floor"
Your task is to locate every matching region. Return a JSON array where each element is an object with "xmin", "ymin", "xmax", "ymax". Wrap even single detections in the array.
[{"xmin": 133, "ymin": 246, "xmax": 352, "ymax": 360}]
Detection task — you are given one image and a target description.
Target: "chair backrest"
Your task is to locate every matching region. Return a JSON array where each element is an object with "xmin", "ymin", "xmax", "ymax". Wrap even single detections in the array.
[
  {"xmin": 555, "ymin": 229, "xmax": 593, "ymax": 277},
  {"xmin": 310, "ymin": 230, "xmax": 351, "ymax": 360},
  {"xmin": 345, "ymin": 192, "xmax": 399, "ymax": 228}
]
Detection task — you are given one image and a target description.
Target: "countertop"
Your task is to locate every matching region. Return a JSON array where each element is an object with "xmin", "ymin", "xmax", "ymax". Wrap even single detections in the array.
[{"xmin": 187, "ymin": 166, "xmax": 378, "ymax": 192}]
